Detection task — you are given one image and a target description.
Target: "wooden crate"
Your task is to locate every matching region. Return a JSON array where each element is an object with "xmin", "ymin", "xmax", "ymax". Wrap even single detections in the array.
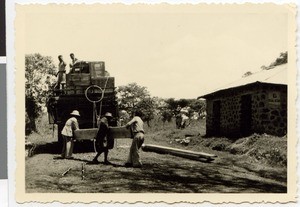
[
  {"xmin": 90, "ymin": 62, "xmax": 105, "ymax": 79},
  {"xmin": 91, "ymin": 77, "xmax": 115, "ymax": 88},
  {"xmin": 109, "ymin": 127, "xmax": 133, "ymax": 139},
  {"xmin": 74, "ymin": 127, "xmax": 132, "ymax": 140},
  {"xmin": 67, "ymin": 74, "xmax": 91, "ymax": 86},
  {"xmin": 74, "ymin": 128, "xmax": 98, "ymax": 140},
  {"xmin": 65, "ymin": 85, "xmax": 87, "ymax": 95},
  {"xmin": 65, "ymin": 89, "xmax": 75, "ymax": 95}
]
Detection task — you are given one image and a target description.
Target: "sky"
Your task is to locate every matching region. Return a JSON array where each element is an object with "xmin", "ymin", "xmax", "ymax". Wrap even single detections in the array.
[{"xmin": 21, "ymin": 4, "xmax": 288, "ymax": 99}]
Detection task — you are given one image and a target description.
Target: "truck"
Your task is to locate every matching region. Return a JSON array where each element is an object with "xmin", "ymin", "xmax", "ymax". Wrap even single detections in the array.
[
  {"xmin": 46, "ymin": 61, "xmax": 119, "ymax": 143},
  {"xmin": 45, "ymin": 61, "xmax": 217, "ymax": 162}
]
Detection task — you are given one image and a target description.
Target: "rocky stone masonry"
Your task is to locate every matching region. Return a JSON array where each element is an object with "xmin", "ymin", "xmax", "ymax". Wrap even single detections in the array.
[{"xmin": 205, "ymin": 84, "xmax": 287, "ymax": 137}]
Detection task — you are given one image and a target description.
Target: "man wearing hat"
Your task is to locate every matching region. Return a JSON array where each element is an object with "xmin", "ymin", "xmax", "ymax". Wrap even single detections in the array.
[
  {"xmin": 92, "ymin": 112, "xmax": 114, "ymax": 164},
  {"xmin": 61, "ymin": 110, "xmax": 80, "ymax": 159}
]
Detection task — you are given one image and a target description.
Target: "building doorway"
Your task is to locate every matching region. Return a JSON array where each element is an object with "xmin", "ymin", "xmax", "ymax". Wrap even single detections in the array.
[
  {"xmin": 212, "ymin": 100, "xmax": 221, "ymax": 136},
  {"xmin": 240, "ymin": 94, "xmax": 252, "ymax": 136}
]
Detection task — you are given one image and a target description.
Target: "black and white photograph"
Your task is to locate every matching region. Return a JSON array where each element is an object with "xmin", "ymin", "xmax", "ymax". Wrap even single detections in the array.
[{"xmin": 15, "ymin": 3, "xmax": 297, "ymax": 203}]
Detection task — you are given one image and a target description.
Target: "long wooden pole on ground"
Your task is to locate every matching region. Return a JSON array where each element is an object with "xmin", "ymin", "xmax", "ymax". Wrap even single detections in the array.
[
  {"xmin": 74, "ymin": 128, "xmax": 217, "ymax": 162},
  {"xmin": 141, "ymin": 144, "xmax": 217, "ymax": 161}
]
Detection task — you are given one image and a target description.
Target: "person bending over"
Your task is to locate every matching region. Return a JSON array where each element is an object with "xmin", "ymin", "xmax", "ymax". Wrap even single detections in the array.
[
  {"xmin": 61, "ymin": 110, "xmax": 80, "ymax": 159},
  {"xmin": 124, "ymin": 110, "xmax": 145, "ymax": 168}
]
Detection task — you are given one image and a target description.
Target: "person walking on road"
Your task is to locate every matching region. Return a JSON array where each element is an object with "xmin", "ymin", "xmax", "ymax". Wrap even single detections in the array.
[
  {"xmin": 92, "ymin": 112, "xmax": 114, "ymax": 164},
  {"xmin": 61, "ymin": 110, "xmax": 80, "ymax": 159},
  {"xmin": 124, "ymin": 110, "xmax": 145, "ymax": 168}
]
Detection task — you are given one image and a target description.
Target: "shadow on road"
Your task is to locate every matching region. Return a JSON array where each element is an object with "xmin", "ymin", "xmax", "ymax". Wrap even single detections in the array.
[
  {"xmin": 28, "ymin": 141, "xmax": 97, "ymax": 156},
  {"xmin": 103, "ymin": 161, "xmax": 287, "ymax": 193},
  {"xmin": 26, "ymin": 142, "xmax": 287, "ymax": 193}
]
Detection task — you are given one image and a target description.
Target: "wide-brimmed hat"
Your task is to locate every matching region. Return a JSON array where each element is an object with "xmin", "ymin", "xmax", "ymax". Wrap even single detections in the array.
[
  {"xmin": 70, "ymin": 110, "xmax": 80, "ymax": 117},
  {"xmin": 104, "ymin": 112, "xmax": 113, "ymax": 117}
]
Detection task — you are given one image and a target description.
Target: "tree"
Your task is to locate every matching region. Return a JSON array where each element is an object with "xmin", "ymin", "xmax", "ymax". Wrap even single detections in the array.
[
  {"xmin": 261, "ymin": 65, "xmax": 268, "ymax": 70},
  {"xmin": 242, "ymin": 71, "xmax": 253, "ymax": 78},
  {"xmin": 25, "ymin": 53, "xmax": 56, "ymax": 134},
  {"xmin": 117, "ymin": 83, "xmax": 150, "ymax": 110},
  {"xmin": 262, "ymin": 51, "xmax": 288, "ymax": 70},
  {"xmin": 271, "ymin": 51, "xmax": 287, "ymax": 67},
  {"xmin": 161, "ymin": 109, "xmax": 173, "ymax": 123},
  {"xmin": 164, "ymin": 98, "xmax": 206, "ymax": 118},
  {"xmin": 246, "ymin": 52, "xmax": 288, "ymax": 77},
  {"xmin": 136, "ymin": 97, "xmax": 156, "ymax": 126},
  {"xmin": 189, "ymin": 99, "xmax": 206, "ymax": 115},
  {"xmin": 164, "ymin": 98, "xmax": 177, "ymax": 113},
  {"xmin": 117, "ymin": 83, "xmax": 156, "ymax": 126},
  {"xmin": 164, "ymin": 98, "xmax": 189, "ymax": 115}
]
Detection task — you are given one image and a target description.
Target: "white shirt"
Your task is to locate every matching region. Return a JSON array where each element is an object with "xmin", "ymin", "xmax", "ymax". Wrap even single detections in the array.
[
  {"xmin": 126, "ymin": 116, "xmax": 144, "ymax": 133},
  {"xmin": 61, "ymin": 117, "xmax": 79, "ymax": 137}
]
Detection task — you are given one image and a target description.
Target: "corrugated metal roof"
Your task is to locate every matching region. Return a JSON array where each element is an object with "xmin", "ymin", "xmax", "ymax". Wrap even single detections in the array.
[{"xmin": 200, "ymin": 64, "xmax": 287, "ymax": 98}]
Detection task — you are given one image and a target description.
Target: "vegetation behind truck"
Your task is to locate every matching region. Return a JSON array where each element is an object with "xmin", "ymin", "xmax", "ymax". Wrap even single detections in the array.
[{"xmin": 47, "ymin": 61, "xmax": 118, "ymax": 142}]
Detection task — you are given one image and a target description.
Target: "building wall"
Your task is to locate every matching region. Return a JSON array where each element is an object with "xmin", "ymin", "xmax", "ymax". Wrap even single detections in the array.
[
  {"xmin": 206, "ymin": 95, "xmax": 241, "ymax": 136},
  {"xmin": 251, "ymin": 85, "xmax": 287, "ymax": 136},
  {"xmin": 205, "ymin": 84, "xmax": 287, "ymax": 137}
]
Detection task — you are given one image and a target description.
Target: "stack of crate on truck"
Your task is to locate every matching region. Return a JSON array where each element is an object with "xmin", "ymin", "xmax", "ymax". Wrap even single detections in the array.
[{"xmin": 47, "ymin": 61, "xmax": 118, "ymax": 143}]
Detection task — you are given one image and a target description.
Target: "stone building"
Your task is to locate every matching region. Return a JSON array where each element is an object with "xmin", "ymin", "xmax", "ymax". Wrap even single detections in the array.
[{"xmin": 199, "ymin": 64, "xmax": 287, "ymax": 138}]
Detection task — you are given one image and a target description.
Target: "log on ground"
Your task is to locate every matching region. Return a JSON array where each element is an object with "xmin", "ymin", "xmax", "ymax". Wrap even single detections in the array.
[{"xmin": 141, "ymin": 144, "xmax": 217, "ymax": 162}]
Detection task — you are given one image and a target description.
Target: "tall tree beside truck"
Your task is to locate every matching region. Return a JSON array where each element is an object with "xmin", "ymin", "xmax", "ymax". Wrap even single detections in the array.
[{"xmin": 25, "ymin": 53, "xmax": 56, "ymax": 134}]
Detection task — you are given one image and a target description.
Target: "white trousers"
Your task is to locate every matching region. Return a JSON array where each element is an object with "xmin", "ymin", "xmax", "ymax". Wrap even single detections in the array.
[{"xmin": 127, "ymin": 133, "xmax": 144, "ymax": 167}]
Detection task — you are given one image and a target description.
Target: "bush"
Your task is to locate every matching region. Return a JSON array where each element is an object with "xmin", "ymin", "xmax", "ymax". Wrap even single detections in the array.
[{"xmin": 212, "ymin": 143, "xmax": 226, "ymax": 151}]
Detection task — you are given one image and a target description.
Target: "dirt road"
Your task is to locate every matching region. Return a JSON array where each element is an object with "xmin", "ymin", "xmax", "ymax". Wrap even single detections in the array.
[{"xmin": 26, "ymin": 139, "xmax": 286, "ymax": 193}]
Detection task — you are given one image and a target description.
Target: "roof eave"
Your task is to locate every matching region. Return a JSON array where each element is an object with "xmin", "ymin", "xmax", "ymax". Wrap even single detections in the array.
[{"xmin": 198, "ymin": 81, "xmax": 287, "ymax": 99}]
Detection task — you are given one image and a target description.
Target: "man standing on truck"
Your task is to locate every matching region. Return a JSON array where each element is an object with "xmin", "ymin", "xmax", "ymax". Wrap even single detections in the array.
[
  {"xmin": 92, "ymin": 112, "xmax": 114, "ymax": 165},
  {"xmin": 69, "ymin": 53, "xmax": 78, "ymax": 69},
  {"xmin": 61, "ymin": 110, "xmax": 80, "ymax": 159},
  {"xmin": 124, "ymin": 110, "xmax": 145, "ymax": 168},
  {"xmin": 55, "ymin": 55, "xmax": 67, "ymax": 90}
]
